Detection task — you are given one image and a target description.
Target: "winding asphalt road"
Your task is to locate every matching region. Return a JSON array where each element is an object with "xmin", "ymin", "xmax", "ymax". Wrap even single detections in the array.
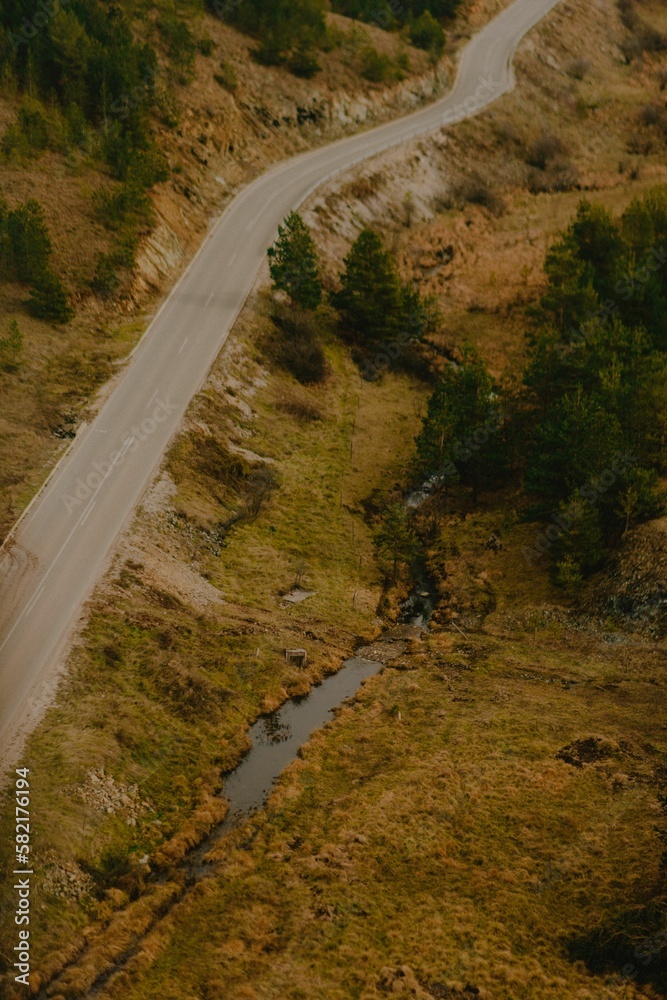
[{"xmin": 0, "ymin": 0, "xmax": 564, "ymax": 768}]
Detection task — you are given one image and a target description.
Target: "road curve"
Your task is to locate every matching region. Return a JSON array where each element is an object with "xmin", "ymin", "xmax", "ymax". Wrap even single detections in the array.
[{"xmin": 0, "ymin": 0, "xmax": 563, "ymax": 768}]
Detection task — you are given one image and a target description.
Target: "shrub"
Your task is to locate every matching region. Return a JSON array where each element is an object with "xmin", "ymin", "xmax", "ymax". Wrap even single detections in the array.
[
  {"xmin": 409, "ymin": 11, "xmax": 445, "ymax": 58},
  {"xmin": 271, "ymin": 309, "xmax": 328, "ymax": 384},
  {"xmin": 2, "ymin": 97, "xmax": 51, "ymax": 160},
  {"xmin": 159, "ymin": 15, "xmax": 197, "ymax": 77},
  {"xmin": 527, "ymin": 161, "xmax": 579, "ymax": 194},
  {"xmin": 0, "ymin": 319, "xmax": 23, "ymax": 372},
  {"xmin": 567, "ymin": 57, "xmax": 591, "ymax": 80},
  {"xmin": 27, "ymin": 270, "xmax": 74, "ymax": 323},
  {"xmin": 91, "ymin": 254, "xmax": 121, "ymax": 298},
  {"xmin": 215, "ymin": 60, "xmax": 238, "ymax": 92},
  {"xmin": 288, "ymin": 46, "xmax": 321, "ymax": 78},
  {"xmin": 6, "ymin": 200, "xmax": 52, "ymax": 283},
  {"xmin": 527, "ymin": 132, "xmax": 567, "ymax": 170},
  {"xmin": 448, "ymin": 177, "xmax": 505, "ymax": 216},
  {"xmin": 360, "ymin": 46, "xmax": 394, "ymax": 83},
  {"xmin": 1, "ymin": 124, "xmax": 30, "ymax": 161},
  {"xmin": 275, "ymin": 394, "xmax": 322, "ymax": 422},
  {"xmin": 278, "ymin": 330, "xmax": 328, "ymax": 385}
]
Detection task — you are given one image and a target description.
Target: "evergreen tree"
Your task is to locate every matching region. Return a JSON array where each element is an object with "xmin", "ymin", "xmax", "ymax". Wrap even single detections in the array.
[
  {"xmin": 331, "ymin": 228, "xmax": 403, "ymax": 343},
  {"xmin": 551, "ymin": 496, "xmax": 606, "ymax": 581},
  {"xmin": 27, "ymin": 269, "xmax": 74, "ymax": 323},
  {"xmin": 6, "ymin": 199, "xmax": 52, "ymax": 284},
  {"xmin": 375, "ymin": 502, "xmax": 420, "ymax": 582},
  {"xmin": 409, "ymin": 11, "xmax": 445, "ymax": 58},
  {"xmin": 569, "ymin": 200, "xmax": 625, "ymax": 302},
  {"xmin": 416, "ymin": 348, "xmax": 502, "ymax": 502},
  {"xmin": 524, "ymin": 388, "xmax": 625, "ymax": 509},
  {"xmin": 267, "ymin": 212, "xmax": 322, "ymax": 310},
  {"xmin": 539, "ymin": 232, "xmax": 599, "ymax": 337}
]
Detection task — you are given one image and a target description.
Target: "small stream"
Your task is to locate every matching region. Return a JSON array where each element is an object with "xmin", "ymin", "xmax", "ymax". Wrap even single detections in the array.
[
  {"xmin": 186, "ymin": 654, "xmax": 384, "ymax": 875},
  {"xmin": 186, "ymin": 576, "xmax": 436, "ymax": 875},
  {"xmin": 49, "ymin": 579, "xmax": 437, "ymax": 998}
]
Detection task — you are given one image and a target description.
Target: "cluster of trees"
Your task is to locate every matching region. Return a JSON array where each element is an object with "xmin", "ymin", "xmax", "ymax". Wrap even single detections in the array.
[
  {"xmin": 414, "ymin": 191, "xmax": 667, "ymax": 590},
  {"xmin": 268, "ymin": 213, "xmax": 436, "ymax": 383},
  {"xmin": 209, "ymin": 0, "xmax": 326, "ymax": 74},
  {"xmin": 0, "ymin": 0, "xmax": 159, "ymax": 149},
  {"xmin": 0, "ymin": 194, "xmax": 73, "ymax": 322},
  {"xmin": 332, "ymin": 0, "xmax": 460, "ymax": 27},
  {"xmin": 0, "ymin": 0, "xmax": 177, "ymax": 299},
  {"xmin": 209, "ymin": 0, "xmax": 455, "ymax": 73},
  {"xmin": 269, "ymin": 194, "xmax": 667, "ymax": 589}
]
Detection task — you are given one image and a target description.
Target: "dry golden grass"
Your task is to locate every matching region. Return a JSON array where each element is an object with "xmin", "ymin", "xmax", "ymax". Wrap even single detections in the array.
[
  {"xmin": 0, "ymin": 306, "xmax": 426, "ymax": 994},
  {"xmin": 94, "ymin": 591, "xmax": 667, "ymax": 1000}
]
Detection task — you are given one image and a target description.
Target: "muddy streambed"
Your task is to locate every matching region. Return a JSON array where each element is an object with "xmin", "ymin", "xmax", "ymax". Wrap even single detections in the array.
[
  {"xmin": 187, "ymin": 613, "xmax": 430, "ymax": 875},
  {"xmin": 188, "ymin": 580, "xmax": 436, "ymax": 870}
]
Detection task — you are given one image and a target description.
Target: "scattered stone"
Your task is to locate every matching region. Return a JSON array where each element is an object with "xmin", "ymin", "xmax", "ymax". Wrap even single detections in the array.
[
  {"xmin": 77, "ymin": 768, "xmax": 153, "ymax": 824},
  {"xmin": 42, "ymin": 852, "xmax": 94, "ymax": 902}
]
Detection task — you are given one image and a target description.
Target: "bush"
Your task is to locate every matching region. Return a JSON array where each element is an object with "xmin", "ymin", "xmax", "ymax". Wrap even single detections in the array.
[
  {"xmin": 159, "ymin": 15, "xmax": 197, "ymax": 77},
  {"xmin": 215, "ymin": 60, "xmax": 238, "ymax": 92},
  {"xmin": 6, "ymin": 200, "xmax": 52, "ymax": 283},
  {"xmin": 447, "ymin": 177, "xmax": 505, "ymax": 216},
  {"xmin": 271, "ymin": 309, "xmax": 328, "ymax": 384},
  {"xmin": 1, "ymin": 124, "xmax": 30, "ymax": 161},
  {"xmin": 27, "ymin": 270, "xmax": 74, "ymax": 323},
  {"xmin": 2, "ymin": 97, "xmax": 51, "ymax": 160},
  {"xmin": 527, "ymin": 161, "xmax": 579, "ymax": 194},
  {"xmin": 527, "ymin": 132, "xmax": 567, "ymax": 170},
  {"xmin": 275, "ymin": 394, "xmax": 322, "ymax": 422},
  {"xmin": 288, "ymin": 46, "xmax": 321, "ymax": 78},
  {"xmin": 360, "ymin": 46, "xmax": 395, "ymax": 83},
  {"xmin": 91, "ymin": 254, "xmax": 121, "ymax": 298},
  {"xmin": 409, "ymin": 11, "xmax": 445, "ymax": 58},
  {"xmin": 0, "ymin": 319, "xmax": 23, "ymax": 372},
  {"xmin": 567, "ymin": 57, "xmax": 591, "ymax": 80}
]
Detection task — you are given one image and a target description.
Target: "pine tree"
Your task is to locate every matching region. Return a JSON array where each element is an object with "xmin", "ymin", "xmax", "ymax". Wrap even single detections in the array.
[
  {"xmin": 540, "ymin": 232, "xmax": 599, "ymax": 337},
  {"xmin": 375, "ymin": 502, "xmax": 420, "ymax": 582},
  {"xmin": 7, "ymin": 199, "xmax": 52, "ymax": 284},
  {"xmin": 416, "ymin": 348, "xmax": 502, "ymax": 502},
  {"xmin": 267, "ymin": 211, "xmax": 322, "ymax": 310},
  {"xmin": 331, "ymin": 228, "xmax": 402, "ymax": 343},
  {"xmin": 27, "ymin": 269, "xmax": 74, "ymax": 323},
  {"xmin": 552, "ymin": 496, "xmax": 606, "ymax": 580}
]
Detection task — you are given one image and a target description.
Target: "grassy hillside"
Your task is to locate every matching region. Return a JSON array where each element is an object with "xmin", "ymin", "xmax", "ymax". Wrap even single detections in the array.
[{"xmin": 0, "ymin": 0, "xmax": 465, "ymax": 541}]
